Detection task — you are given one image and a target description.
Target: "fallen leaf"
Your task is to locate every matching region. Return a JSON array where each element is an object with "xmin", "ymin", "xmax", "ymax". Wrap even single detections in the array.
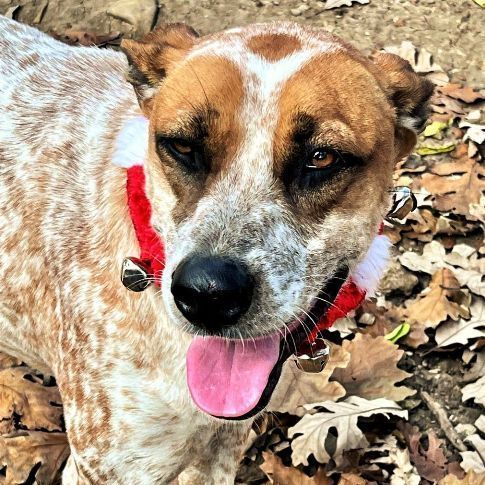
[
  {"xmin": 440, "ymin": 471, "xmax": 485, "ymax": 484},
  {"xmin": 268, "ymin": 345, "xmax": 349, "ymax": 414},
  {"xmin": 423, "ymin": 120, "xmax": 451, "ymax": 139},
  {"xmin": 0, "ymin": 431, "xmax": 69, "ymax": 484},
  {"xmin": 438, "ymin": 84, "xmax": 485, "ymax": 104},
  {"xmin": 461, "ymin": 376, "xmax": 485, "ymax": 407},
  {"xmin": 463, "ymin": 350, "xmax": 485, "ymax": 382},
  {"xmin": 399, "ymin": 240, "xmax": 445, "ymax": 275},
  {"xmin": 435, "ymin": 299, "xmax": 485, "ymax": 348},
  {"xmin": 332, "ymin": 334, "xmax": 415, "ymax": 402},
  {"xmin": 459, "ymin": 121, "xmax": 485, "ymax": 145},
  {"xmin": 289, "ymin": 396, "xmax": 407, "ymax": 466},
  {"xmin": 400, "ymin": 423, "xmax": 448, "ymax": 482},
  {"xmin": 0, "ymin": 367, "xmax": 63, "ymax": 431},
  {"xmin": 460, "ymin": 434, "xmax": 485, "ymax": 474},
  {"xmin": 417, "ymin": 142, "xmax": 455, "ymax": 156},
  {"xmin": 405, "ymin": 269, "xmax": 470, "ymax": 328},
  {"xmin": 338, "ymin": 473, "xmax": 367, "ymax": 484},
  {"xmin": 324, "ymin": 0, "xmax": 369, "ymax": 9},
  {"xmin": 260, "ymin": 452, "xmax": 331, "ymax": 484},
  {"xmin": 417, "ymin": 158, "xmax": 485, "ymax": 217},
  {"xmin": 369, "ymin": 435, "xmax": 420, "ymax": 485},
  {"xmin": 385, "ymin": 323, "xmax": 411, "ymax": 343},
  {"xmin": 384, "ymin": 41, "xmax": 443, "ymax": 74},
  {"xmin": 472, "ymin": 0, "xmax": 485, "ymax": 7}
]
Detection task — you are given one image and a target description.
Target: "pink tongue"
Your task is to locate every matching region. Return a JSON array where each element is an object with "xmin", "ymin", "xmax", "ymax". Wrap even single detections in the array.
[{"xmin": 186, "ymin": 334, "xmax": 281, "ymax": 418}]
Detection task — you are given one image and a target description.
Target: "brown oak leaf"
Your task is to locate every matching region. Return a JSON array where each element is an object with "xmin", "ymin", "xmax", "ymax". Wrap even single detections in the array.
[
  {"xmin": 267, "ymin": 345, "xmax": 349, "ymax": 414},
  {"xmin": 400, "ymin": 423, "xmax": 448, "ymax": 482},
  {"xmin": 417, "ymin": 158, "xmax": 485, "ymax": 218},
  {"xmin": 260, "ymin": 452, "xmax": 331, "ymax": 484},
  {"xmin": 332, "ymin": 334, "xmax": 415, "ymax": 402},
  {"xmin": 405, "ymin": 269, "xmax": 470, "ymax": 329},
  {"xmin": 0, "ymin": 431, "xmax": 69, "ymax": 484},
  {"xmin": 0, "ymin": 367, "xmax": 63, "ymax": 431}
]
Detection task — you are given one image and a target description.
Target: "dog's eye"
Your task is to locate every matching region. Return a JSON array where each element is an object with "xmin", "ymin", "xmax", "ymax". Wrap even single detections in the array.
[
  {"xmin": 305, "ymin": 149, "xmax": 337, "ymax": 170},
  {"xmin": 157, "ymin": 137, "xmax": 205, "ymax": 173}
]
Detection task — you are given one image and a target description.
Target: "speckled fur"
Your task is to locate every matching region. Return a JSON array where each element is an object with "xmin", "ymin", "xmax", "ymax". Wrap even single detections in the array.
[{"xmin": 0, "ymin": 16, "xmax": 431, "ymax": 484}]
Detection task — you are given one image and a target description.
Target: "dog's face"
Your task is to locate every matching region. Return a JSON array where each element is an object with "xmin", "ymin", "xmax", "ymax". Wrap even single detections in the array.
[{"xmin": 121, "ymin": 23, "xmax": 432, "ymax": 418}]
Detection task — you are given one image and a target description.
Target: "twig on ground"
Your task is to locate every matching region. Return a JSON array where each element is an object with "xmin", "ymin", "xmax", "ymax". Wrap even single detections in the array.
[{"xmin": 420, "ymin": 391, "xmax": 467, "ymax": 452}]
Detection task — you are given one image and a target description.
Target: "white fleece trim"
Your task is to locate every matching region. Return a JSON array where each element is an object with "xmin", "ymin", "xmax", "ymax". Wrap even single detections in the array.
[
  {"xmin": 351, "ymin": 234, "xmax": 392, "ymax": 297},
  {"xmin": 112, "ymin": 116, "xmax": 149, "ymax": 168}
]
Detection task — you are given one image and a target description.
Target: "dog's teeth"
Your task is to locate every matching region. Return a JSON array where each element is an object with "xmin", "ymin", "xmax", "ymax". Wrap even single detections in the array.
[{"xmin": 121, "ymin": 257, "xmax": 152, "ymax": 292}]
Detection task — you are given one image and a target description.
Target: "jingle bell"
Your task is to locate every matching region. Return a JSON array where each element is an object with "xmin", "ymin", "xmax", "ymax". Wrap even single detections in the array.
[
  {"xmin": 295, "ymin": 338, "xmax": 330, "ymax": 373},
  {"xmin": 121, "ymin": 257, "xmax": 153, "ymax": 292},
  {"xmin": 387, "ymin": 186, "xmax": 417, "ymax": 221}
]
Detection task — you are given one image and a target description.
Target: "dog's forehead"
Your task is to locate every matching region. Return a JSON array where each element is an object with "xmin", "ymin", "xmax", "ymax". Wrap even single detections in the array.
[{"xmin": 152, "ymin": 23, "xmax": 390, "ymax": 164}]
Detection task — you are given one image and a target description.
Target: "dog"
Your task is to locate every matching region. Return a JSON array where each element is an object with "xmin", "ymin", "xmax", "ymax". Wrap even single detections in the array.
[{"xmin": 0, "ymin": 16, "xmax": 433, "ymax": 484}]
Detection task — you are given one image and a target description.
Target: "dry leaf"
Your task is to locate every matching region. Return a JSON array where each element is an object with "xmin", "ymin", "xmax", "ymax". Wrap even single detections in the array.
[
  {"xmin": 384, "ymin": 41, "xmax": 443, "ymax": 73},
  {"xmin": 460, "ymin": 434, "xmax": 485, "ymax": 474},
  {"xmin": 369, "ymin": 435, "xmax": 420, "ymax": 485},
  {"xmin": 324, "ymin": 0, "xmax": 369, "ymax": 9},
  {"xmin": 417, "ymin": 158, "xmax": 485, "ymax": 217},
  {"xmin": 435, "ymin": 299, "xmax": 485, "ymax": 348},
  {"xmin": 439, "ymin": 471, "xmax": 485, "ymax": 485},
  {"xmin": 0, "ymin": 431, "xmax": 69, "ymax": 484},
  {"xmin": 405, "ymin": 269, "xmax": 470, "ymax": 329},
  {"xmin": 461, "ymin": 376, "xmax": 485, "ymax": 407},
  {"xmin": 289, "ymin": 396, "xmax": 407, "ymax": 466},
  {"xmin": 260, "ymin": 452, "xmax": 331, "ymax": 484},
  {"xmin": 338, "ymin": 473, "xmax": 367, "ymax": 484},
  {"xmin": 438, "ymin": 84, "xmax": 485, "ymax": 104},
  {"xmin": 399, "ymin": 240, "xmax": 445, "ymax": 275},
  {"xmin": 332, "ymin": 334, "xmax": 415, "ymax": 402},
  {"xmin": 268, "ymin": 345, "xmax": 350, "ymax": 414},
  {"xmin": 0, "ymin": 367, "xmax": 63, "ymax": 431},
  {"xmin": 380, "ymin": 258, "xmax": 419, "ymax": 295},
  {"xmin": 463, "ymin": 351, "xmax": 485, "ymax": 382},
  {"xmin": 400, "ymin": 423, "xmax": 448, "ymax": 482}
]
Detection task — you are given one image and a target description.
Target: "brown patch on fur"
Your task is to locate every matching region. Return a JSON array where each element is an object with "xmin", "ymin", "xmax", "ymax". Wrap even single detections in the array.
[
  {"xmin": 147, "ymin": 55, "xmax": 245, "ymax": 225},
  {"xmin": 273, "ymin": 50, "xmax": 398, "ymax": 226},
  {"xmin": 247, "ymin": 33, "xmax": 301, "ymax": 61}
]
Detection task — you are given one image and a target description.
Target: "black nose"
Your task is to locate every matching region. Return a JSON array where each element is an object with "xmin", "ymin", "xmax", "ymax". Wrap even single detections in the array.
[{"xmin": 171, "ymin": 255, "xmax": 254, "ymax": 333}]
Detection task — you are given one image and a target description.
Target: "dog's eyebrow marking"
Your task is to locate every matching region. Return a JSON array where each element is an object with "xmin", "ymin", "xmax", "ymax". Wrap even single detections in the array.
[{"xmin": 185, "ymin": 26, "xmax": 340, "ymax": 189}]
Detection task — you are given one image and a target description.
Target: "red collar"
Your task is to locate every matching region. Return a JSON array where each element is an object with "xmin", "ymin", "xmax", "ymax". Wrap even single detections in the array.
[{"xmin": 125, "ymin": 165, "xmax": 366, "ymax": 344}]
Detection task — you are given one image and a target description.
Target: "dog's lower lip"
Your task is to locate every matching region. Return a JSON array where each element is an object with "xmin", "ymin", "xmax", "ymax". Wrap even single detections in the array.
[{"xmin": 213, "ymin": 266, "xmax": 349, "ymax": 421}]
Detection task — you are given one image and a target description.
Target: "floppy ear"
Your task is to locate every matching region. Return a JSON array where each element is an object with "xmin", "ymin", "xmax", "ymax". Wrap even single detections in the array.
[
  {"xmin": 371, "ymin": 52, "xmax": 435, "ymax": 160},
  {"xmin": 120, "ymin": 23, "xmax": 199, "ymax": 113}
]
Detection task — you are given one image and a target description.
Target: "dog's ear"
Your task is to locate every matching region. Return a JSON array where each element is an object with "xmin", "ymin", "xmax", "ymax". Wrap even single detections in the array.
[
  {"xmin": 371, "ymin": 52, "xmax": 435, "ymax": 160},
  {"xmin": 121, "ymin": 23, "xmax": 199, "ymax": 113}
]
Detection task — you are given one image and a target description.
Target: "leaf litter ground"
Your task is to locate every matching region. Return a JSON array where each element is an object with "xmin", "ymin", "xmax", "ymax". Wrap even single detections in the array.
[{"xmin": 0, "ymin": 15, "xmax": 484, "ymax": 485}]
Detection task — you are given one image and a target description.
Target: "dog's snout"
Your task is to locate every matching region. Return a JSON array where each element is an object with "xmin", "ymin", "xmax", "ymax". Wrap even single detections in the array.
[{"xmin": 171, "ymin": 255, "xmax": 254, "ymax": 333}]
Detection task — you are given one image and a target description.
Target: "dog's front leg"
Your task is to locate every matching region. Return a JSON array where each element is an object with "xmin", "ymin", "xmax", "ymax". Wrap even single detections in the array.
[{"xmin": 177, "ymin": 422, "xmax": 252, "ymax": 485}]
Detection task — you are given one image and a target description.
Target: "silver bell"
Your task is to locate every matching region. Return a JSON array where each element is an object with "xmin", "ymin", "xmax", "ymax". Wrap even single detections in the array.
[
  {"xmin": 295, "ymin": 338, "xmax": 330, "ymax": 373},
  {"xmin": 121, "ymin": 257, "xmax": 152, "ymax": 292},
  {"xmin": 387, "ymin": 186, "xmax": 417, "ymax": 221}
]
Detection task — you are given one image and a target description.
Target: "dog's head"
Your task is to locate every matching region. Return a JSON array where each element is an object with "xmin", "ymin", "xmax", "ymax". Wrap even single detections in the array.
[{"xmin": 121, "ymin": 23, "xmax": 433, "ymax": 419}]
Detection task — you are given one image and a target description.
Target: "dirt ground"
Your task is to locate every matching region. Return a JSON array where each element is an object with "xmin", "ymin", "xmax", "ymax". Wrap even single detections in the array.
[{"xmin": 0, "ymin": 0, "xmax": 484, "ymax": 87}]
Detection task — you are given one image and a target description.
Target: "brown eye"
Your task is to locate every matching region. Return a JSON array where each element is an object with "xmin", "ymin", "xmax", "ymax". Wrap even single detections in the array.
[
  {"xmin": 172, "ymin": 141, "xmax": 193, "ymax": 155},
  {"xmin": 306, "ymin": 149, "xmax": 336, "ymax": 169},
  {"xmin": 158, "ymin": 137, "xmax": 206, "ymax": 174}
]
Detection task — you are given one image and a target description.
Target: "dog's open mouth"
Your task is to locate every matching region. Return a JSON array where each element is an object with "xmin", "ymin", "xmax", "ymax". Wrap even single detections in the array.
[{"xmin": 186, "ymin": 267, "xmax": 348, "ymax": 420}]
